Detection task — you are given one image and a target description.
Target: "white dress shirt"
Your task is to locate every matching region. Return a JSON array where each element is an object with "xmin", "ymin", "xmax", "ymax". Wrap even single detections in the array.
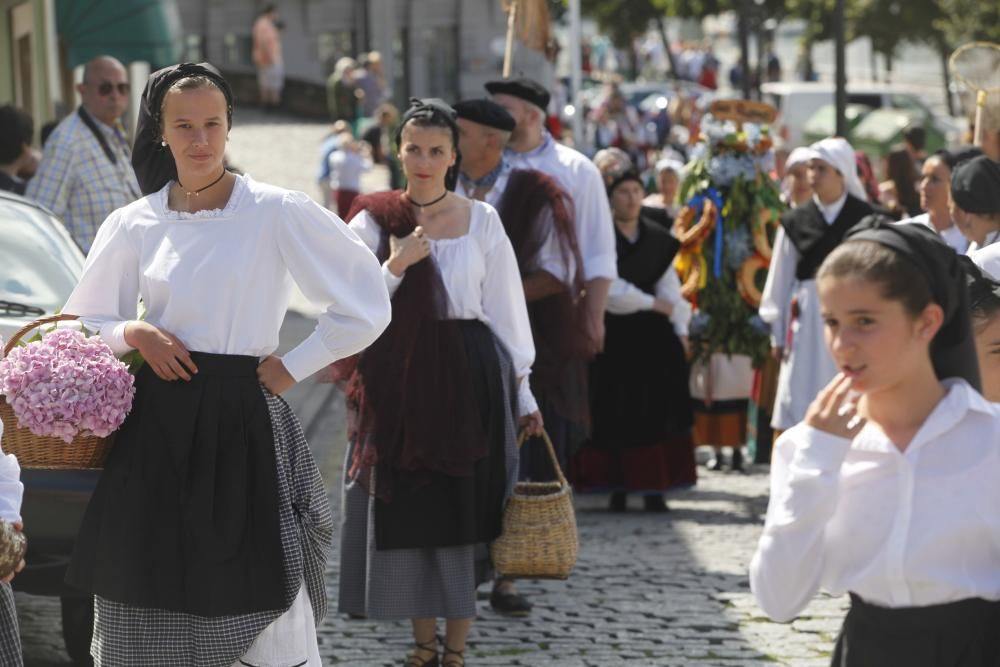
[
  {"xmin": 605, "ymin": 227, "xmax": 692, "ymax": 336},
  {"xmin": 62, "ymin": 174, "xmax": 392, "ymax": 383},
  {"xmin": 897, "ymin": 213, "xmax": 970, "ymax": 255},
  {"xmin": 0, "ymin": 422, "xmax": 22, "ymax": 524},
  {"xmin": 350, "ymin": 200, "xmax": 539, "ymax": 417},
  {"xmin": 750, "ymin": 379, "xmax": 1000, "ymax": 623},
  {"xmin": 504, "ymin": 134, "xmax": 618, "ymax": 282}
]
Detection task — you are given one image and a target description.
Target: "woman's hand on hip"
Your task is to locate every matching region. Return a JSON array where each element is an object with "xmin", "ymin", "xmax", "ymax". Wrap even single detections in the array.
[
  {"xmin": 387, "ymin": 226, "xmax": 431, "ymax": 276},
  {"xmin": 519, "ymin": 411, "xmax": 544, "ymax": 438},
  {"xmin": 124, "ymin": 321, "xmax": 198, "ymax": 381},
  {"xmin": 805, "ymin": 373, "xmax": 865, "ymax": 439},
  {"xmin": 257, "ymin": 355, "xmax": 296, "ymax": 395},
  {"xmin": 2, "ymin": 522, "xmax": 25, "ymax": 583}
]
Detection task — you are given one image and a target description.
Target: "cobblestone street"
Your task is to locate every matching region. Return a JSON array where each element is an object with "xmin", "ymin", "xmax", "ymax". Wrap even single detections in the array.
[{"xmin": 16, "ymin": 111, "xmax": 849, "ymax": 666}]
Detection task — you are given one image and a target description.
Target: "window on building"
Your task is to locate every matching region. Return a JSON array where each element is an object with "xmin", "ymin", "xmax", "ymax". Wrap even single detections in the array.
[
  {"xmin": 420, "ymin": 26, "xmax": 458, "ymax": 101},
  {"xmin": 392, "ymin": 28, "xmax": 410, "ymax": 107},
  {"xmin": 222, "ymin": 33, "xmax": 252, "ymax": 67},
  {"xmin": 184, "ymin": 35, "xmax": 204, "ymax": 63}
]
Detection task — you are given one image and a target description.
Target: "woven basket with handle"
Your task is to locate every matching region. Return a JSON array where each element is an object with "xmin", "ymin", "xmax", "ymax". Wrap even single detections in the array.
[
  {"xmin": 490, "ymin": 429, "xmax": 578, "ymax": 579},
  {"xmin": 0, "ymin": 314, "xmax": 113, "ymax": 469}
]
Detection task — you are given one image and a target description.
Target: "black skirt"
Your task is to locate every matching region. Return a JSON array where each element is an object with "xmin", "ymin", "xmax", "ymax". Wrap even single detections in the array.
[
  {"xmin": 831, "ymin": 593, "xmax": 1000, "ymax": 666},
  {"xmin": 373, "ymin": 319, "xmax": 514, "ymax": 551},
  {"xmin": 66, "ymin": 353, "xmax": 286, "ymax": 617}
]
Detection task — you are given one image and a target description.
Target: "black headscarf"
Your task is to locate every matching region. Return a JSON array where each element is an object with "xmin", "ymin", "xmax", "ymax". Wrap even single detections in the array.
[
  {"xmin": 132, "ymin": 62, "xmax": 234, "ymax": 196},
  {"xmin": 394, "ymin": 98, "xmax": 462, "ymax": 191},
  {"xmin": 844, "ymin": 215, "xmax": 981, "ymax": 390},
  {"xmin": 950, "ymin": 155, "xmax": 1000, "ymax": 216}
]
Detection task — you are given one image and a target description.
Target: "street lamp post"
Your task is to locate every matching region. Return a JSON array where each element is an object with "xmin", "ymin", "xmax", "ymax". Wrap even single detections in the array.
[{"xmin": 834, "ymin": 0, "xmax": 847, "ymax": 136}]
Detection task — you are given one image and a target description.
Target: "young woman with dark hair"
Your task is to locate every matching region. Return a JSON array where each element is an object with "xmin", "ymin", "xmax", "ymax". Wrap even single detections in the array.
[
  {"xmin": 752, "ymin": 217, "xmax": 1000, "ymax": 666},
  {"xmin": 336, "ymin": 98, "xmax": 542, "ymax": 667},
  {"xmin": 62, "ymin": 63, "xmax": 391, "ymax": 666}
]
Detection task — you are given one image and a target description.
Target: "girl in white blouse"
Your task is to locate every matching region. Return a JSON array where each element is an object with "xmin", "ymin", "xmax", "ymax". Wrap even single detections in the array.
[
  {"xmin": 335, "ymin": 99, "xmax": 541, "ymax": 667},
  {"xmin": 61, "ymin": 63, "xmax": 391, "ymax": 667},
  {"xmin": 751, "ymin": 217, "xmax": 1000, "ymax": 665}
]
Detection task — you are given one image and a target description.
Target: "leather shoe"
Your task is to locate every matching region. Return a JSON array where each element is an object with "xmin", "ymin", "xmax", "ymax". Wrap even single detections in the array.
[{"xmin": 489, "ymin": 588, "xmax": 533, "ymax": 616}]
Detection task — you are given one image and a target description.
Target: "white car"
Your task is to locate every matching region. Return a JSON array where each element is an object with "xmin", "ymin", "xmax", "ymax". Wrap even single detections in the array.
[
  {"xmin": 0, "ymin": 189, "xmax": 98, "ymax": 665},
  {"xmin": 0, "ymin": 189, "xmax": 84, "ymax": 344},
  {"xmin": 761, "ymin": 81, "xmax": 964, "ymax": 148}
]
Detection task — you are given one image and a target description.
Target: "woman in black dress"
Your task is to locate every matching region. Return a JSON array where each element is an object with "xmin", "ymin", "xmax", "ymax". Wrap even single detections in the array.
[{"xmin": 572, "ymin": 165, "xmax": 696, "ymax": 512}]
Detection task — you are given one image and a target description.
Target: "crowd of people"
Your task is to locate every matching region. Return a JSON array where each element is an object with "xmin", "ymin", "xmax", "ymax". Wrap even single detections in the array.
[{"xmin": 2, "ymin": 43, "xmax": 1000, "ymax": 666}]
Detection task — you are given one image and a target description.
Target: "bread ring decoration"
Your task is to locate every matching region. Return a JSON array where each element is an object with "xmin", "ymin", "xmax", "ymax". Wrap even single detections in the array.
[
  {"xmin": 672, "ymin": 199, "xmax": 717, "ymax": 248},
  {"xmin": 737, "ymin": 252, "xmax": 770, "ymax": 308},
  {"xmin": 753, "ymin": 208, "xmax": 774, "ymax": 261},
  {"xmin": 676, "ymin": 251, "xmax": 706, "ymax": 300}
]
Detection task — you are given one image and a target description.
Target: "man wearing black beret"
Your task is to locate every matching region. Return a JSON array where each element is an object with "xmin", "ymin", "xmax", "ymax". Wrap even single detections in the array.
[
  {"xmin": 455, "ymin": 97, "xmax": 590, "ymax": 617},
  {"xmin": 486, "ymin": 77, "xmax": 617, "ymax": 359}
]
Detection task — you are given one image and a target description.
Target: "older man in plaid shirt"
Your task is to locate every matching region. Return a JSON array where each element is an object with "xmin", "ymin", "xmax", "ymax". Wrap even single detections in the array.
[{"xmin": 27, "ymin": 56, "xmax": 140, "ymax": 252}]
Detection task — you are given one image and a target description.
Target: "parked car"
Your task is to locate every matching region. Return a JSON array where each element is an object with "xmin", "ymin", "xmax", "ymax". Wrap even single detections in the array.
[
  {"xmin": 801, "ymin": 103, "xmax": 873, "ymax": 146},
  {"xmin": 851, "ymin": 107, "xmax": 948, "ymax": 177},
  {"xmin": 761, "ymin": 81, "xmax": 962, "ymax": 148},
  {"xmin": 0, "ymin": 189, "xmax": 96, "ymax": 665}
]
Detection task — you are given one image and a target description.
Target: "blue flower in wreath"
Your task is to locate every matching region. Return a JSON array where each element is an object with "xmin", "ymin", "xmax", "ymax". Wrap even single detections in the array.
[
  {"xmin": 725, "ymin": 227, "xmax": 753, "ymax": 271},
  {"xmin": 690, "ymin": 312, "xmax": 712, "ymax": 336},
  {"xmin": 749, "ymin": 314, "xmax": 770, "ymax": 336}
]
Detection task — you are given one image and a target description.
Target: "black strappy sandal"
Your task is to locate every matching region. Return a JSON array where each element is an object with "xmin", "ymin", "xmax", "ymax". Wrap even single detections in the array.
[
  {"xmin": 404, "ymin": 637, "xmax": 440, "ymax": 667},
  {"xmin": 442, "ymin": 644, "xmax": 465, "ymax": 667}
]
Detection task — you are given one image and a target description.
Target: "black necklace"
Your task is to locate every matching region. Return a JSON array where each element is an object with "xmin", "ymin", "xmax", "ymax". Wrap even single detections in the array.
[
  {"xmin": 177, "ymin": 168, "xmax": 228, "ymax": 197},
  {"xmin": 407, "ymin": 190, "xmax": 448, "ymax": 208}
]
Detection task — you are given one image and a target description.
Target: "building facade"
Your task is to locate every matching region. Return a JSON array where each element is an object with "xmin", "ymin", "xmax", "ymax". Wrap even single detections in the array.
[
  {"xmin": 176, "ymin": 0, "xmax": 551, "ymax": 117},
  {"xmin": 0, "ymin": 0, "xmax": 62, "ymax": 141}
]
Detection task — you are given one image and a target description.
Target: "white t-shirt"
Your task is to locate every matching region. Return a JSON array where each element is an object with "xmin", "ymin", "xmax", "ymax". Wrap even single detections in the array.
[{"xmin": 328, "ymin": 150, "xmax": 372, "ymax": 192}]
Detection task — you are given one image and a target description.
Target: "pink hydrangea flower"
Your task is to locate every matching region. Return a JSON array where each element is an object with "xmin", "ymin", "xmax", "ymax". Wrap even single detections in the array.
[{"xmin": 0, "ymin": 329, "xmax": 135, "ymax": 443}]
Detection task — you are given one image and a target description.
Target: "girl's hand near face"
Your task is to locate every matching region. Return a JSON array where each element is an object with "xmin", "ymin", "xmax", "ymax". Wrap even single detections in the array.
[
  {"xmin": 805, "ymin": 373, "xmax": 865, "ymax": 439},
  {"xmin": 387, "ymin": 226, "xmax": 431, "ymax": 276}
]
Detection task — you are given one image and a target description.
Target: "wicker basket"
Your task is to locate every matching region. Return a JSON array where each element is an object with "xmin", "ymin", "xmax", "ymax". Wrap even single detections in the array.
[
  {"xmin": 490, "ymin": 429, "xmax": 578, "ymax": 579},
  {"xmin": 0, "ymin": 314, "xmax": 114, "ymax": 469}
]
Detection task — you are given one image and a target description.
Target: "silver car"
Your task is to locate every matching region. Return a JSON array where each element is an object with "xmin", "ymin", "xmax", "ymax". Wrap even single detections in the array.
[{"xmin": 0, "ymin": 189, "xmax": 97, "ymax": 665}]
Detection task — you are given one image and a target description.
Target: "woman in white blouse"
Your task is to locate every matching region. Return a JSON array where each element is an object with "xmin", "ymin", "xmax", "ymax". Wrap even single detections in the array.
[
  {"xmin": 751, "ymin": 217, "xmax": 1000, "ymax": 665},
  {"xmin": 61, "ymin": 63, "xmax": 391, "ymax": 666},
  {"xmin": 335, "ymin": 99, "xmax": 542, "ymax": 667}
]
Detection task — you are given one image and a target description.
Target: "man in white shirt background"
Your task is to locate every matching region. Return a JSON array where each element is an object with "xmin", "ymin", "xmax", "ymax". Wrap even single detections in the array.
[{"xmin": 487, "ymin": 78, "xmax": 617, "ymax": 355}]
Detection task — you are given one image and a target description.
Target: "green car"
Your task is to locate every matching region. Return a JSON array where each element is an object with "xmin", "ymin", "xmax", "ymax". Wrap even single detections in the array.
[
  {"xmin": 802, "ymin": 103, "xmax": 873, "ymax": 145},
  {"xmin": 850, "ymin": 107, "xmax": 947, "ymax": 166}
]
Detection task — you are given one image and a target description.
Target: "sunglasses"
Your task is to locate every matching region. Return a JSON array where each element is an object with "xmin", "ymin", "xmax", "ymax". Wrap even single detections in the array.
[{"xmin": 96, "ymin": 82, "xmax": 130, "ymax": 96}]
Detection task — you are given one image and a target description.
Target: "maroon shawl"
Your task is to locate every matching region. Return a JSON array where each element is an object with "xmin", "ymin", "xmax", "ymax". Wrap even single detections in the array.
[
  {"xmin": 338, "ymin": 191, "xmax": 487, "ymax": 499},
  {"xmin": 496, "ymin": 169, "xmax": 590, "ymax": 422}
]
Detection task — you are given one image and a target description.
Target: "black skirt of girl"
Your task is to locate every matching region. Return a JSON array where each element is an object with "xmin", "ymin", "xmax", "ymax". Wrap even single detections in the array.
[{"xmin": 66, "ymin": 353, "xmax": 286, "ymax": 616}]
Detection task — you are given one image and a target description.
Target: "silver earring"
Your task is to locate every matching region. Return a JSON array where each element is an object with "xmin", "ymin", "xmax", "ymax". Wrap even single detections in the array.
[{"xmin": 161, "ymin": 140, "xmax": 167, "ymax": 147}]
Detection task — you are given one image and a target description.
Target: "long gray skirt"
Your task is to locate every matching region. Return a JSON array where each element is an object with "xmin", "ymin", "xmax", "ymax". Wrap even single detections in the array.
[
  {"xmin": 0, "ymin": 582, "xmax": 22, "ymax": 667},
  {"xmin": 338, "ymin": 335, "xmax": 519, "ymax": 620},
  {"xmin": 91, "ymin": 391, "xmax": 333, "ymax": 667}
]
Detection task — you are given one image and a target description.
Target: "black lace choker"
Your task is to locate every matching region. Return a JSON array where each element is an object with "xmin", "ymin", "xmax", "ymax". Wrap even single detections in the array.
[
  {"xmin": 406, "ymin": 190, "xmax": 448, "ymax": 208},
  {"xmin": 178, "ymin": 168, "xmax": 228, "ymax": 197}
]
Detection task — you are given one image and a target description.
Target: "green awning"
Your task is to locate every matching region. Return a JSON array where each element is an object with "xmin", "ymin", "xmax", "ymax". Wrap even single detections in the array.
[{"xmin": 56, "ymin": 0, "xmax": 183, "ymax": 68}]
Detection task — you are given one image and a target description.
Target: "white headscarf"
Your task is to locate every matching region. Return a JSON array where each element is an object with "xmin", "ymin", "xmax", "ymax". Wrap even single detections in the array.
[
  {"xmin": 784, "ymin": 146, "xmax": 813, "ymax": 172},
  {"xmin": 806, "ymin": 137, "xmax": 867, "ymax": 202}
]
